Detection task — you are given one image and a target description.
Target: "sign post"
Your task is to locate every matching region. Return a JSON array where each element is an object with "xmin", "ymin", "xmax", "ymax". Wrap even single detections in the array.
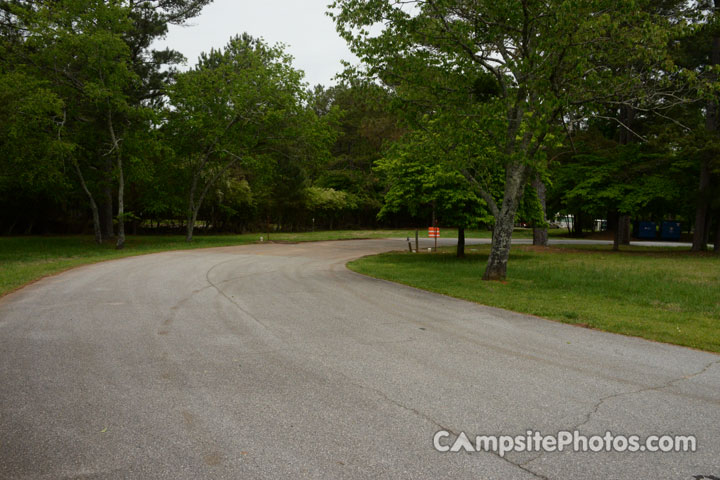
[{"xmin": 428, "ymin": 226, "xmax": 440, "ymax": 252}]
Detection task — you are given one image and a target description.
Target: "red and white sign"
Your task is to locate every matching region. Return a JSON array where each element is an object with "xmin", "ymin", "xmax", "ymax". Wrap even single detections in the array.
[{"xmin": 428, "ymin": 227, "xmax": 440, "ymax": 238}]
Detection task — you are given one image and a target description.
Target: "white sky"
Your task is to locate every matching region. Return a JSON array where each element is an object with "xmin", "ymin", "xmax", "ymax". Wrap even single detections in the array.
[{"xmin": 155, "ymin": 0, "xmax": 356, "ymax": 87}]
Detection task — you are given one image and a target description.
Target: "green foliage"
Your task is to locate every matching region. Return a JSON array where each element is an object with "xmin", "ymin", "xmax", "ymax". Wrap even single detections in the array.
[
  {"xmin": 309, "ymin": 81, "xmax": 404, "ymax": 227},
  {"xmin": 331, "ymin": 0, "xmax": 683, "ymax": 162},
  {"xmin": 0, "ymin": 0, "xmax": 710, "ymax": 244},
  {"xmin": 549, "ymin": 123, "xmax": 696, "ymax": 223},
  {"xmin": 0, "ymin": 0, "xmax": 214, "ymax": 235},
  {"xmin": 375, "ymin": 117, "xmax": 493, "ymax": 228},
  {"xmin": 331, "ymin": 0, "xmax": 690, "ymax": 278},
  {"xmin": 0, "ymin": 71, "xmax": 68, "ymax": 197},
  {"xmin": 518, "ymin": 183, "xmax": 549, "ymax": 228},
  {"xmin": 306, "ymin": 186, "xmax": 356, "ymax": 211},
  {"xmin": 165, "ymin": 34, "xmax": 336, "ymax": 234}
]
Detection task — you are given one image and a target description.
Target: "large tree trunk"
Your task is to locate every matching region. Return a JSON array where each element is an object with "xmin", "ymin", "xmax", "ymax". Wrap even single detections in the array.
[
  {"xmin": 613, "ymin": 214, "xmax": 630, "ymax": 249},
  {"xmin": 483, "ymin": 162, "xmax": 527, "ymax": 281},
  {"xmin": 615, "ymin": 103, "xmax": 634, "ymax": 248},
  {"xmin": 89, "ymin": 199, "xmax": 102, "ymax": 245},
  {"xmin": 695, "ymin": 11, "xmax": 720, "ymax": 251},
  {"xmin": 186, "ymin": 174, "xmax": 199, "ymax": 242},
  {"xmin": 612, "ymin": 213, "xmax": 631, "ymax": 251},
  {"xmin": 115, "ymin": 155, "xmax": 125, "ymax": 250},
  {"xmin": 692, "ymin": 160, "xmax": 711, "ymax": 251},
  {"xmin": 704, "ymin": 211, "xmax": 712, "ymax": 246},
  {"xmin": 457, "ymin": 227, "xmax": 465, "ymax": 258},
  {"xmin": 484, "ymin": 209, "xmax": 516, "ymax": 280},
  {"xmin": 613, "ymin": 214, "xmax": 622, "ymax": 251},
  {"xmin": 186, "ymin": 209, "xmax": 198, "ymax": 242},
  {"xmin": 73, "ymin": 161, "xmax": 102, "ymax": 245},
  {"xmin": 532, "ymin": 175, "xmax": 548, "ymax": 246},
  {"xmin": 103, "ymin": 156, "xmax": 114, "ymax": 239},
  {"xmin": 621, "ymin": 215, "xmax": 631, "ymax": 245},
  {"xmin": 533, "ymin": 224, "xmax": 548, "ymax": 246},
  {"xmin": 714, "ymin": 217, "xmax": 720, "ymax": 253},
  {"xmin": 572, "ymin": 211, "xmax": 582, "ymax": 236},
  {"xmin": 108, "ymin": 112, "xmax": 125, "ymax": 250},
  {"xmin": 185, "ymin": 159, "xmax": 239, "ymax": 242}
]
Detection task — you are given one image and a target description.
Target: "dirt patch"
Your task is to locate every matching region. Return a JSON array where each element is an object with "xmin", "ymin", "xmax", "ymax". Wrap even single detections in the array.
[{"xmin": 203, "ymin": 452, "xmax": 222, "ymax": 466}]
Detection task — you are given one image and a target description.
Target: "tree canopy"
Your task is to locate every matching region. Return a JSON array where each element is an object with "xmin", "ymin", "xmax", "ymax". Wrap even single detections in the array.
[
  {"xmin": 1, "ymin": 0, "xmax": 718, "ymax": 272},
  {"xmin": 331, "ymin": 0, "xmax": 699, "ymax": 277}
]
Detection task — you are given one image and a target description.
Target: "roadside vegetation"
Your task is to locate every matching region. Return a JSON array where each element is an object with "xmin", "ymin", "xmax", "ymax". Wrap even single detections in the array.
[
  {"xmin": 348, "ymin": 246, "xmax": 720, "ymax": 353},
  {"xmin": 3, "ymin": 1, "xmax": 719, "ymax": 284}
]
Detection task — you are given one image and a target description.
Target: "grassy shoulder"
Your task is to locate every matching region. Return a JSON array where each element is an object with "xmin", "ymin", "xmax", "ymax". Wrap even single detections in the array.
[
  {"xmin": 0, "ymin": 228, "xmax": 499, "ymax": 298},
  {"xmin": 347, "ymin": 245, "xmax": 720, "ymax": 353}
]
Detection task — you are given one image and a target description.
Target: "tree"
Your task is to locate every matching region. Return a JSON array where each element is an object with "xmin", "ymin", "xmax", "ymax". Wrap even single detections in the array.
[
  {"xmin": 166, "ymin": 34, "xmax": 331, "ymax": 241},
  {"xmin": 332, "ymin": 0, "xmax": 686, "ymax": 279},
  {"xmin": 306, "ymin": 186, "xmax": 358, "ymax": 230},
  {"xmin": 376, "ymin": 117, "xmax": 493, "ymax": 257},
  {"xmin": 0, "ymin": 0, "xmax": 212, "ymax": 245},
  {"xmin": 2, "ymin": 0, "xmax": 142, "ymax": 245},
  {"xmin": 553, "ymin": 142, "xmax": 684, "ymax": 247},
  {"xmin": 0, "ymin": 68, "xmax": 71, "ymax": 235},
  {"xmin": 690, "ymin": 0, "xmax": 720, "ymax": 251},
  {"xmin": 309, "ymin": 81, "xmax": 405, "ymax": 228}
]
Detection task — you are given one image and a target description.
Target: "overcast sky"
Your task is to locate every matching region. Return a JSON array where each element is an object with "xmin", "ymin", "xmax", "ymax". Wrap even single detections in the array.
[{"xmin": 155, "ymin": 0, "xmax": 356, "ymax": 87}]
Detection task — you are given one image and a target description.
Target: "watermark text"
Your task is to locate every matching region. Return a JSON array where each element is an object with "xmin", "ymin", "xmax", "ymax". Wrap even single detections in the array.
[{"xmin": 433, "ymin": 430, "xmax": 696, "ymax": 457}]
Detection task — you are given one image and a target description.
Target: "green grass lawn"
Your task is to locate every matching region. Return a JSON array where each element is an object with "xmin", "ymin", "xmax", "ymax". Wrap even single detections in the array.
[
  {"xmin": 348, "ymin": 245, "xmax": 720, "ymax": 353},
  {"xmin": 0, "ymin": 228, "xmax": 500, "ymax": 298}
]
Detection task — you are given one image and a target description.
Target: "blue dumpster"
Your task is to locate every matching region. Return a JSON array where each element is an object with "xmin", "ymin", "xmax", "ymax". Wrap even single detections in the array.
[
  {"xmin": 661, "ymin": 221, "xmax": 681, "ymax": 241},
  {"xmin": 636, "ymin": 221, "xmax": 657, "ymax": 239}
]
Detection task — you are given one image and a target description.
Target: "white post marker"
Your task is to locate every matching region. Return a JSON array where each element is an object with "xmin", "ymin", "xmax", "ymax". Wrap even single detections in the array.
[{"xmin": 428, "ymin": 227, "xmax": 440, "ymax": 252}]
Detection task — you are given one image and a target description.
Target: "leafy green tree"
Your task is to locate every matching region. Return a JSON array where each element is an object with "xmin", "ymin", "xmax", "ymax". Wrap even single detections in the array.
[
  {"xmin": 310, "ymin": 81, "xmax": 404, "ymax": 227},
  {"xmin": 1, "ymin": 0, "xmax": 141, "ymax": 245},
  {"xmin": 166, "ymin": 34, "xmax": 332, "ymax": 241},
  {"xmin": 547, "ymin": 109, "xmax": 699, "ymax": 249},
  {"xmin": 376, "ymin": 118, "xmax": 493, "ymax": 257},
  {"xmin": 0, "ymin": 68, "xmax": 71, "ymax": 235},
  {"xmin": 557, "ymin": 147, "xmax": 682, "ymax": 234},
  {"xmin": 0, "ymin": 0, "xmax": 212, "ymax": 244},
  {"xmin": 305, "ymin": 186, "xmax": 358, "ymax": 230},
  {"xmin": 332, "ymin": 0, "xmax": 686, "ymax": 279},
  {"xmin": 686, "ymin": 0, "xmax": 720, "ymax": 251}
]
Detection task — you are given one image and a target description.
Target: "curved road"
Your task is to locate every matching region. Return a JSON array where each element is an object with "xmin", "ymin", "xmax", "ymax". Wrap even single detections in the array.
[{"xmin": 0, "ymin": 239, "xmax": 718, "ymax": 479}]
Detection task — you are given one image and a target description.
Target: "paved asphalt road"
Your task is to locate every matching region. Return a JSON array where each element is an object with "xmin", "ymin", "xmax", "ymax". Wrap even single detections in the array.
[{"xmin": 1, "ymin": 239, "xmax": 718, "ymax": 480}]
